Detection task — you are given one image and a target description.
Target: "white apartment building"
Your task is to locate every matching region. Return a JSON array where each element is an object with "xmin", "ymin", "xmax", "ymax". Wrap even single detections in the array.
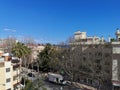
[
  {"xmin": 70, "ymin": 30, "xmax": 104, "ymax": 45},
  {"xmin": 0, "ymin": 51, "xmax": 21, "ymax": 90}
]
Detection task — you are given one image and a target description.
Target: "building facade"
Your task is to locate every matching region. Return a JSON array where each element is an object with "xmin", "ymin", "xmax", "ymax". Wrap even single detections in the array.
[
  {"xmin": 26, "ymin": 44, "xmax": 45, "ymax": 63},
  {"xmin": 69, "ymin": 30, "xmax": 120, "ymax": 90},
  {"xmin": 0, "ymin": 51, "xmax": 21, "ymax": 90}
]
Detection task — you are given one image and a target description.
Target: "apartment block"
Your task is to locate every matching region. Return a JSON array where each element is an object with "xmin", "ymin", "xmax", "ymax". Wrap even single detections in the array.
[
  {"xmin": 69, "ymin": 29, "xmax": 120, "ymax": 90},
  {"xmin": 0, "ymin": 51, "xmax": 21, "ymax": 90}
]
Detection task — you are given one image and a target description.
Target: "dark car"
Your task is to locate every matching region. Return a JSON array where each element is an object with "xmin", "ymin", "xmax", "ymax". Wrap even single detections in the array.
[{"xmin": 27, "ymin": 73, "xmax": 35, "ymax": 77}]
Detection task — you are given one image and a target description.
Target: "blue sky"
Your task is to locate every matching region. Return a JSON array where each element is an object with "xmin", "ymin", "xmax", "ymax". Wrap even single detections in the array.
[{"xmin": 0, "ymin": 0, "xmax": 120, "ymax": 44}]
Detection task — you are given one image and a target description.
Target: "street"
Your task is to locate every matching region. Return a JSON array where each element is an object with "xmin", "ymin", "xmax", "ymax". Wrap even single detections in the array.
[
  {"xmin": 42, "ymin": 81, "xmax": 81, "ymax": 90},
  {"xmin": 21, "ymin": 67, "xmax": 81, "ymax": 90}
]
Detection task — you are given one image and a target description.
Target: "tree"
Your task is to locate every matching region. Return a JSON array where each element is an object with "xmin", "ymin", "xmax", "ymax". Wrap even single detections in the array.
[
  {"xmin": 59, "ymin": 44, "xmax": 112, "ymax": 90},
  {"xmin": 22, "ymin": 36, "xmax": 36, "ymax": 45},
  {"xmin": 12, "ymin": 42, "xmax": 31, "ymax": 61},
  {"xmin": 111, "ymin": 38, "xmax": 116, "ymax": 42},
  {"xmin": 37, "ymin": 43, "xmax": 59, "ymax": 72},
  {"xmin": 65, "ymin": 36, "xmax": 74, "ymax": 45},
  {"xmin": 3, "ymin": 36, "xmax": 16, "ymax": 53},
  {"xmin": 12, "ymin": 42, "xmax": 31, "ymax": 86},
  {"xmin": 59, "ymin": 46, "xmax": 83, "ymax": 81},
  {"xmin": 22, "ymin": 79, "xmax": 47, "ymax": 90}
]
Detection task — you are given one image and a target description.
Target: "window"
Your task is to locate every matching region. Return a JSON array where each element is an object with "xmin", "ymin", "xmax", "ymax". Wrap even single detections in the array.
[
  {"xmin": 83, "ymin": 57, "xmax": 86, "ymax": 61},
  {"xmin": 98, "ymin": 52, "xmax": 102, "ymax": 56},
  {"xmin": 6, "ymin": 78, "xmax": 11, "ymax": 83},
  {"xmin": 13, "ymin": 76, "xmax": 18, "ymax": 81},
  {"xmin": 6, "ymin": 68, "xmax": 10, "ymax": 72}
]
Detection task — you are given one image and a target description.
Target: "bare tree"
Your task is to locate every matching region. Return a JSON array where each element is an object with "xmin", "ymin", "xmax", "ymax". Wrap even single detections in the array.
[
  {"xmin": 65, "ymin": 36, "xmax": 74, "ymax": 45},
  {"xmin": 59, "ymin": 44, "xmax": 112, "ymax": 90},
  {"xmin": 4, "ymin": 36, "xmax": 16, "ymax": 53},
  {"xmin": 22, "ymin": 36, "xmax": 35, "ymax": 44}
]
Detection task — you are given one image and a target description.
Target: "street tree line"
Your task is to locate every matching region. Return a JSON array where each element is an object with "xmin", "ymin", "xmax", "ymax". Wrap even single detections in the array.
[
  {"xmin": 37, "ymin": 44, "xmax": 112, "ymax": 90},
  {"xmin": 2, "ymin": 36, "xmax": 113, "ymax": 90}
]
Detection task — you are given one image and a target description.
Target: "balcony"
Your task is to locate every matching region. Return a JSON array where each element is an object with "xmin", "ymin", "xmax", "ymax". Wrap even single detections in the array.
[
  {"xmin": 0, "ymin": 58, "xmax": 4, "ymax": 67},
  {"xmin": 13, "ymin": 63, "xmax": 20, "ymax": 68},
  {"xmin": 0, "ymin": 57, "xmax": 4, "ymax": 62}
]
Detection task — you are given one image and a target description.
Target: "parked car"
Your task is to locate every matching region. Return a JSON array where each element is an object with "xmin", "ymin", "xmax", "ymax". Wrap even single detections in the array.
[
  {"xmin": 27, "ymin": 73, "xmax": 35, "ymax": 77},
  {"xmin": 27, "ymin": 73, "xmax": 37, "ymax": 81}
]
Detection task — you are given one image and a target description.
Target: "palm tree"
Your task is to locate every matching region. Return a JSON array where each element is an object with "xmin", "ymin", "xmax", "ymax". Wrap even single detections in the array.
[
  {"xmin": 12, "ymin": 42, "xmax": 31, "ymax": 65},
  {"xmin": 12, "ymin": 42, "xmax": 31, "ymax": 59},
  {"xmin": 12, "ymin": 42, "xmax": 31, "ymax": 88}
]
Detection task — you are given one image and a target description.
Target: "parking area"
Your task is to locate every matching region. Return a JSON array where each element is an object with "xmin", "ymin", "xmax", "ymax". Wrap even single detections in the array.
[{"xmin": 20, "ymin": 67, "xmax": 39, "ymax": 81}]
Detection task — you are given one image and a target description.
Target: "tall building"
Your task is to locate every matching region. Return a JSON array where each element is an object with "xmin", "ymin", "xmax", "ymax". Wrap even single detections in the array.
[
  {"xmin": 69, "ymin": 29, "xmax": 120, "ymax": 90},
  {"xmin": 111, "ymin": 29, "xmax": 120, "ymax": 90},
  {"xmin": 0, "ymin": 51, "xmax": 21, "ymax": 90},
  {"xmin": 72, "ymin": 30, "xmax": 102, "ymax": 45}
]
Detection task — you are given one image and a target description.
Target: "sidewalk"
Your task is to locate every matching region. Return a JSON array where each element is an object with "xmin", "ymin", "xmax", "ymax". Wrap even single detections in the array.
[{"xmin": 67, "ymin": 81, "xmax": 97, "ymax": 90}]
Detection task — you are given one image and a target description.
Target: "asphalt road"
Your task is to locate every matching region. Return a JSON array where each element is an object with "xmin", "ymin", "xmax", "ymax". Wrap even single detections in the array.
[
  {"xmin": 42, "ymin": 80, "xmax": 81, "ymax": 90},
  {"xmin": 21, "ymin": 67, "xmax": 81, "ymax": 90}
]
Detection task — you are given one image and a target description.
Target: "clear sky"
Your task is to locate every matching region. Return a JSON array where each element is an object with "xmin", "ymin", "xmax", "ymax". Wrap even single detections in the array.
[{"xmin": 0, "ymin": 0, "xmax": 120, "ymax": 44}]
